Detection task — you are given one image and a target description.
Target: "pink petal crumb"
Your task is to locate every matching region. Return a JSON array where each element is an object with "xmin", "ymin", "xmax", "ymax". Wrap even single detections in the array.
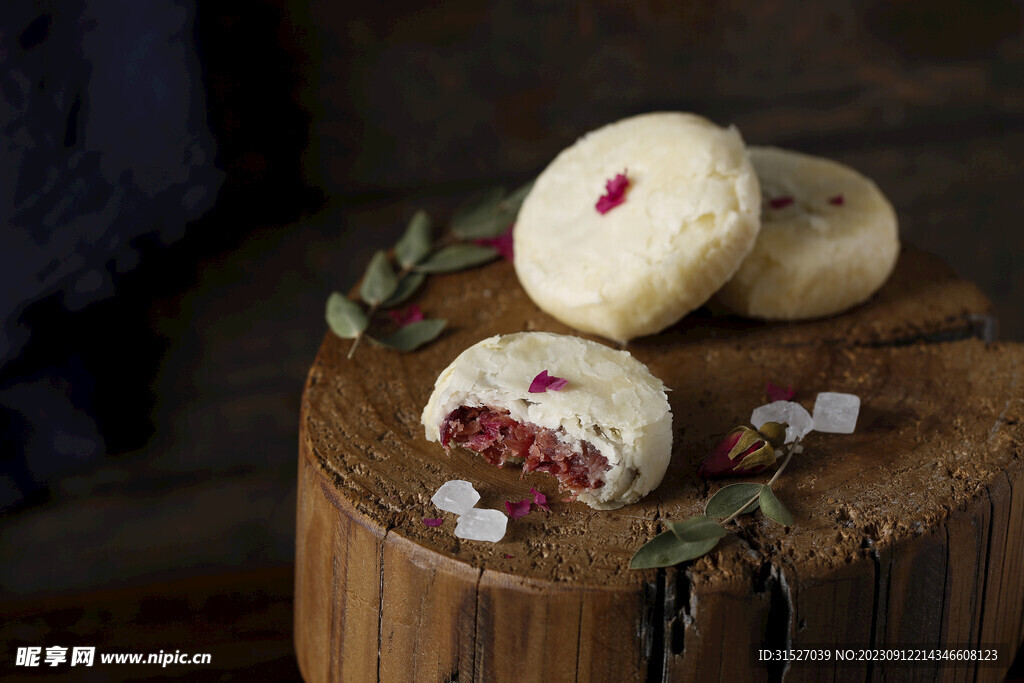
[
  {"xmin": 503, "ymin": 553, "xmax": 514, "ymax": 559},
  {"xmin": 766, "ymin": 381, "xmax": 796, "ymax": 402},
  {"xmin": 388, "ymin": 305, "xmax": 425, "ymax": 327},
  {"xmin": 530, "ymin": 487, "xmax": 550, "ymax": 511},
  {"xmin": 768, "ymin": 196, "xmax": 794, "ymax": 209},
  {"xmin": 422, "ymin": 517, "xmax": 443, "ymax": 527},
  {"xmin": 828, "ymin": 194, "xmax": 845, "ymax": 206},
  {"xmin": 529, "ymin": 370, "xmax": 568, "ymax": 393},
  {"xmin": 474, "ymin": 223, "xmax": 514, "ymax": 261},
  {"xmin": 505, "ymin": 499, "xmax": 531, "ymax": 520},
  {"xmin": 596, "ymin": 171, "xmax": 630, "ymax": 214}
]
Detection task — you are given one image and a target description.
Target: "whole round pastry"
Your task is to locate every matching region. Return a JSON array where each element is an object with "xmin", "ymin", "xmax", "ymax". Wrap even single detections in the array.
[
  {"xmin": 716, "ymin": 146, "xmax": 900, "ymax": 320},
  {"xmin": 513, "ymin": 112, "xmax": 761, "ymax": 342},
  {"xmin": 421, "ymin": 331, "xmax": 673, "ymax": 510}
]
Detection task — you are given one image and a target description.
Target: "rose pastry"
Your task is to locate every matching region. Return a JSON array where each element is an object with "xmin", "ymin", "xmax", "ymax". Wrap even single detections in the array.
[
  {"xmin": 513, "ymin": 111, "xmax": 761, "ymax": 343},
  {"xmin": 421, "ymin": 332, "xmax": 672, "ymax": 510},
  {"xmin": 716, "ymin": 146, "xmax": 900, "ymax": 319}
]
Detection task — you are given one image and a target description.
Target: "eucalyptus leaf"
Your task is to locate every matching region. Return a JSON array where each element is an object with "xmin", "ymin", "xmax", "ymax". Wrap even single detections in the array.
[
  {"xmin": 359, "ymin": 250, "xmax": 398, "ymax": 305},
  {"xmin": 384, "ymin": 271, "xmax": 426, "ymax": 307},
  {"xmin": 376, "ymin": 318, "xmax": 446, "ymax": 352},
  {"xmin": 395, "ymin": 210, "xmax": 432, "ymax": 268},
  {"xmin": 415, "ymin": 244, "xmax": 498, "ymax": 273},
  {"xmin": 325, "ymin": 292, "xmax": 368, "ymax": 339},
  {"xmin": 759, "ymin": 486, "xmax": 795, "ymax": 527},
  {"xmin": 667, "ymin": 515, "xmax": 728, "ymax": 543},
  {"xmin": 629, "ymin": 527, "xmax": 723, "ymax": 570},
  {"xmin": 451, "ymin": 187, "xmax": 511, "ymax": 239},
  {"xmin": 705, "ymin": 483, "xmax": 763, "ymax": 519},
  {"xmin": 499, "ymin": 178, "xmax": 535, "ymax": 213}
]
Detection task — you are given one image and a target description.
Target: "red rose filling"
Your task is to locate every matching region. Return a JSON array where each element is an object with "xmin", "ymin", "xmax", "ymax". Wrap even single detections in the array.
[{"xmin": 441, "ymin": 406, "xmax": 611, "ymax": 495}]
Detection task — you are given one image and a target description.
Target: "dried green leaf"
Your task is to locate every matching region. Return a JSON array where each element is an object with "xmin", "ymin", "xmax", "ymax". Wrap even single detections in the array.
[
  {"xmin": 395, "ymin": 210, "xmax": 432, "ymax": 268},
  {"xmin": 500, "ymin": 178, "xmax": 535, "ymax": 214},
  {"xmin": 359, "ymin": 250, "xmax": 398, "ymax": 305},
  {"xmin": 705, "ymin": 483, "xmax": 763, "ymax": 518},
  {"xmin": 325, "ymin": 292, "xmax": 368, "ymax": 339},
  {"xmin": 630, "ymin": 525, "xmax": 724, "ymax": 570},
  {"xmin": 376, "ymin": 318, "xmax": 446, "ymax": 352},
  {"xmin": 415, "ymin": 244, "xmax": 498, "ymax": 273},
  {"xmin": 667, "ymin": 515, "xmax": 728, "ymax": 543},
  {"xmin": 759, "ymin": 486, "xmax": 795, "ymax": 527},
  {"xmin": 451, "ymin": 187, "xmax": 511, "ymax": 239},
  {"xmin": 384, "ymin": 271, "xmax": 426, "ymax": 307}
]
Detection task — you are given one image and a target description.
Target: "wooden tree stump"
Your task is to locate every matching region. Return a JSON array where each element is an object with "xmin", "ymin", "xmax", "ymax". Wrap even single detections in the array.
[{"xmin": 295, "ymin": 246, "xmax": 1024, "ymax": 681}]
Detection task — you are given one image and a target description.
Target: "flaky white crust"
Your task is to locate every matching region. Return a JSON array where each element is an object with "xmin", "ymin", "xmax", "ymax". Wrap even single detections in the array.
[
  {"xmin": 716, "ymin": 146, "xmax": 900, "ymax": 320},
  {"xmin": 513, "ymin": 112, "xmax": 761, "ymax": 343},
  {"xmin": 421, "ymin": 332, "xmax": 672, "ymax": 510}
]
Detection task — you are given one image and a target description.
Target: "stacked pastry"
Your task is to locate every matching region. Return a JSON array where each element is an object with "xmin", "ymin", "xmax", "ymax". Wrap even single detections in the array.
[{"xmin": 513, "ymin": 111, "xmax": 900, "ymax": 340}]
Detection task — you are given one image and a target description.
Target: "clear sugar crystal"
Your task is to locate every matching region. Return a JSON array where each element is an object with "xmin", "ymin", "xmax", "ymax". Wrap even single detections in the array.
[
  {"xmin": 750, "ymin": 400, "xmax": 814, "ymax": 443},
  {"xmin": 812, "ymin": 392, "xmax": 860, "ymax": 434},
  {"xmin": 431, "ymin": 480, "xmax": 480, "ymax": 514},
  {"xmin": 454, "ymin": 508, "xmax": 507, "ymax": 542}
]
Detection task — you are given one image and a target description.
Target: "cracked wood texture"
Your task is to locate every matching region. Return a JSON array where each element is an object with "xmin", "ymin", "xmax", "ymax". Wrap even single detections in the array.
[{"xmin": 295, "ymin": 245, "xmax": 1024, "ymax": 681}]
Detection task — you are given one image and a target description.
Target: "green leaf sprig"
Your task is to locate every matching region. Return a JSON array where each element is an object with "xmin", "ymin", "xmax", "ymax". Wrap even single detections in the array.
[
  {"xmin": 629, "ymin": 436, "xmax": 799, "ymax": 570},
  {"xmin": 325, "ymin": 180, "xmax": 534, "ymax": 358}
]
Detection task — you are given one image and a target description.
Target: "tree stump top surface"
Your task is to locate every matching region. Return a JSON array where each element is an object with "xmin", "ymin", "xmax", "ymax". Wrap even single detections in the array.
[{"xmin": 301, "ymin": 245, "xmax": 1020, "ymax": 589}]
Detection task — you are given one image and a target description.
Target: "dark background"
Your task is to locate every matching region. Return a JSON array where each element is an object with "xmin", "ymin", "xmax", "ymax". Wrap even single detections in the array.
[{"xmin": 2, "ymin": 0, "xmax": 1023, "ymax": 679}]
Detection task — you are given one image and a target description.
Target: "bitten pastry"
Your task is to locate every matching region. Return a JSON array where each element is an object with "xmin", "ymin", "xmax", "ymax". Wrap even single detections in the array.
[
  {"xmin": 513, "ymin": 112, "xmax": 761, "ymax": 343},
  {"xmin": 716, "ymin": 146, "xmax": 900, "ymax": 320},
  {"xmin": 421, "ymin": 332, "xmax": 672, "ymax": 510}
]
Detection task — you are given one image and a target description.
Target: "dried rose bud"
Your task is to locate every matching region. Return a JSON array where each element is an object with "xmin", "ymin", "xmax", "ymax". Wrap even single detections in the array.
[
  {"xmin": 698, "ymin": 422, "xmax": 787, "ymax": 478},
  {"xmin": 756, "ymin": 421, "xmax": 787, "ymax": 449}
]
